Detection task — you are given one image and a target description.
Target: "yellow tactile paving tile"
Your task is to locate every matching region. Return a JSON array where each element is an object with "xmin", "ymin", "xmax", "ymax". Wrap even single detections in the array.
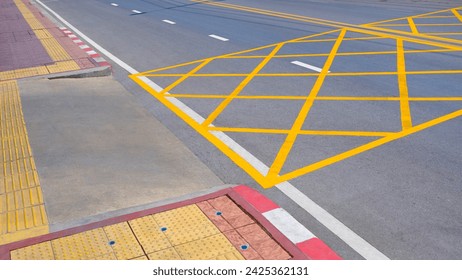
[
  {"xmin": 0, "ymin": 81, "xmax": 48, "ymax": 245},
  {"xmin": 9, "ymin": 196, "xmax": 287, "ymax": 260},
  {"xmin": 148, "ymin": 248, "xmax": 181, "ymax": 260},
  {"xmin": 13, "ymin": 67, "xmax": 49, "ymax": 80},
  {"xmin": 128, "ymin": 215, "xmax": 172, "ymax": 254},
  {"xmin": 103, "ymin": 222, "xmax": 145, "ymax": 260},
  {"xmin": 153, "ymin": 204, "xmax": 220, "ymax": 246},
  {"xmin": 46, "ymin": 61, "xmax": 80, "ymax": 74},
  {"xmin": 10, "ymin": 241, "xmax": 54, "ymax": 260},
  {"xmin": 40, "ymin": 38, "xmax": 73, "ymax": 62},
  {"xmin": 175, "ymin": 234, "xmax": 244, "ymax": 260},
  {"xmin": 51, "ymin": 228, "xmax": 113, "ymax": 260},
  {"xmin": 130, "ymin": 255, "xmax": 149, "ymax": 260}
]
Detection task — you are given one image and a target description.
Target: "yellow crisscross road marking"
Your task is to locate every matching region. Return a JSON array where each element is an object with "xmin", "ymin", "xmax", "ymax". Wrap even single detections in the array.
[{"xmin": 131, "ymin": 6, "xmax": 462, "ymax": 188}]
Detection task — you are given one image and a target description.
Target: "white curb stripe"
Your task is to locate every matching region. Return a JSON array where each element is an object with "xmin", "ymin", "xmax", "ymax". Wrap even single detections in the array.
[{"xmin": 263, "ymin": 208, "xmax": 316, "ymax": 243}]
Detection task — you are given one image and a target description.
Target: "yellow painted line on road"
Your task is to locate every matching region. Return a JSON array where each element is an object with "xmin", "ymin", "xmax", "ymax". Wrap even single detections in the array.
[
  {"xmin": 267, "ymin": 29, "xmax": 346, "ymax": 180},
  {"xmin": 202, "ymin": 43, "xmax": 285, "ymax": 127},
  {"xmin": 159, "ymin": 59, "xmax": 214, "ymax": 95},
  {"xmin": 130, "ymin": 74, "xmax": 268, "ymax": 186},
  {"xmin": 208, "ymin": 126, "xmax": 392, "ymax": 137},
  {"xmin": 366, "ymin": 7, "xmax": 457, "ymax": 25},
  {"xmin": 271, "ymin": 109, "xmax": 462, "ymax": 185},
  {"xmin": 144, "ymin": 68, "xmax": 462, "ymax": 79},
  {"xmin": 133, "ymin": 8, "xmax": 462, "ymax": 188},
  {"xmin": 426, "ymin": 32, "xmax": 462, "ymax": 35},
  {"xmin": 453, "ymin": 8, "xmax": 462, "ymax": 22},
  {"xmin": 408, "ymin": 18, "xmax": 419, "ymax": 35},
  {"xmin": 193, "ymin": 0, "xmax": 462, "ymax": 49},
  {"xmin": 297, "ymin": 36, "xmax": 383, "ymax": 43},
  {"xmin": 416, "ymin": 23, "xmax": 462, "ymax": 27},
  {"xmin": 0, "ymin": 81, "xmax": 48, "ymax": 245},
  {"xmin": 396, "ymin": 39, "xmax": 413, "ymax": 130},
  {"xmin": 170, "ymin": 94, "xmax": 462, "ymax": 102}
]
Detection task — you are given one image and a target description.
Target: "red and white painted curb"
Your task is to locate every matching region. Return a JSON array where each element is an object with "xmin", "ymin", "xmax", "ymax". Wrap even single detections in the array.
[
  {"xmin": 233, "ymin": 185, "xmax": 342, "ymax": 260},
  {"xmin": 59, "ymin": 27, "xmax": 111, "ymax": 68}
]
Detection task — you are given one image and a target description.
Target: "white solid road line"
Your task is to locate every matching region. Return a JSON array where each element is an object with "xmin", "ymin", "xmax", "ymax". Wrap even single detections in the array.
[
  {"xmin": 35, "ymin": 0, "xmax": 389, "ymax": 260},
  {"xmin": 291, "ymin": 60, "xmax": 329, "ymax": 73},
  {"xmin": 209, "ymin": 34, "xmax": 229, "ymax": 41},
  {"xmin": 162, "ymin": 20, "xmax": 176, "ymax": 25},
  {"xmin": 36, "ymin": 0, "xmax": 138, "ymax": 74},
  {"xmin": 110, "ymin": 3, "xmax": 119, "ymax": 7}
]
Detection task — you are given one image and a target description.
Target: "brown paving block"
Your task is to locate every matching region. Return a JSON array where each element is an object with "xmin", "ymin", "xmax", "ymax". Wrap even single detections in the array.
[
  {"xmin": 222, "ymin": 230, "xmax": 262, "ymax": 260},
  {"xmin": 237, "ymin": 224, "xmax": 291, "ymax": 260},
  {"xmin": 207, "ymin": 196, "xmax": 254, "ymax": 228},
  {"xmin": 196, "ymin": 200, "xmax": 233, "ymax": 232}
]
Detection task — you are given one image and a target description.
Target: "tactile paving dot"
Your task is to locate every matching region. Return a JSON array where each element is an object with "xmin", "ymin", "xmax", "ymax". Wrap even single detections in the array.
[
  {"xmin": 10, "ymin": 241, "xmax": 54, "ymax": 260},
  {"xmin": 153, "ymin": 204, "xmax": 220, "ymax": 246},
  {"xmin": 103, "ymin": 222, "xmax": 144, "ymax": 260},
  {"xmin": 175, "ymin": 234, "xmax": 243, "ymax": 260},
  {"xmin": 128, "ymin": 215, "xmax": 171, "ymax": 254}
]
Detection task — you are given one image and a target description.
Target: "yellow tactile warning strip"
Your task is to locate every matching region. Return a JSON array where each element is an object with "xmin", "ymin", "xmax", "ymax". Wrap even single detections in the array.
[
  {"xmin": 10, "ymin": 196, "xmax": 291, "ymax": 260},
  {"xmin": 130, "ymin": 24, "xmax": 462, "ymax": 188},
  {"xmin": 0, "ymin": 80, "xmax": 48, "ymax": 245},
  {"xmin": 0, "ymin": 0, "xmax": 79, "ymax": 81}
]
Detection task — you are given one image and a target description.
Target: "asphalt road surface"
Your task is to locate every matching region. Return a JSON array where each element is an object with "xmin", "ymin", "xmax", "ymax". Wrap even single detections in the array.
[{"xmin": 36, "ymin": 0, "xmax": 462, "ymax": 259}]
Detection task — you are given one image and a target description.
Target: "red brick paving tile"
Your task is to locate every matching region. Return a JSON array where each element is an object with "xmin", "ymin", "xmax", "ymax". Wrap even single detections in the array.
[
  {"xmin": 77, "ymin": 58, "xmax": 98, "ymax": 69},
  {"xmin": 196, "ymin": 200, "xmax": 233, "ymax": 232},
  {"xmin": 208, "ymin": 196, "xmax": 254, "ymax": 228},
  {"xmin": 237, "ymin": 224, "xmax": 291, "ymax": 260},
  {"xmin": 48, "ymin": 27, "xmax": 66, "ymax": 38},
  {"xmin": 222, "ymin": 230, "xmax": 262, "ymax": 260}
]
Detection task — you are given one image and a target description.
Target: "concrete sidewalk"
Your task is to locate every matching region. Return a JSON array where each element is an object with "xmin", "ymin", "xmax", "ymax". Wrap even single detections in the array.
[{"xmin": 19, "ymin": 77, "xmax": 224, "ymax": 231}]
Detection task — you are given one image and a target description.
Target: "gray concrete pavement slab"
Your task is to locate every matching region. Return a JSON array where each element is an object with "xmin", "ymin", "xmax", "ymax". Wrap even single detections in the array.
[{"xmin": 19, "ymin": 77, "xmax": 223, "ymax": 230}]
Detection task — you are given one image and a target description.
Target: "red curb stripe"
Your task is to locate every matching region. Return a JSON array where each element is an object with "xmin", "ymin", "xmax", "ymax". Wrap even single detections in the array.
[
  {"xmin": 59, "ymin": 27, "xmax": 110, "ymax": 68},
  {"xmin": 297, "ymin": 238, "xmax": 342, "ymax": 260},
  {"xmin": 233, "ymin": 185, "xmax": 279, "ymax": 213}
]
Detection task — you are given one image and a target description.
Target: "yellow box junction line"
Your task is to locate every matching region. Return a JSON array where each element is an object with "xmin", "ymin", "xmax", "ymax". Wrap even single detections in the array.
[{"xmin": 131, "ymin": 21, "xmax": 462, "ymax": 188}]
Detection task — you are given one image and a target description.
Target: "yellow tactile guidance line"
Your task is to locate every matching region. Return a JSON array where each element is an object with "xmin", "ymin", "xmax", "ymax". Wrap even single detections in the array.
[
  {"xmin": 0, "ymin": 80, "xmax": 48, "ymax": 245},
  {"xmin": 0, "ymin": 0, "xmax": 79, "ymax": 81},
  {"xmin": 11, "ymin": 204, "xmax": 244, "ymax": 260}
]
